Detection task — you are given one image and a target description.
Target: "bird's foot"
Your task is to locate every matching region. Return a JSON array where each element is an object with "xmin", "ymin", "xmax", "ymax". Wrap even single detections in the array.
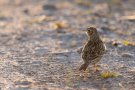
[
  {"xmin": 79, "ymin": 69, "xmax": 91, "ymax": 79},
  {"xmin": 93, "ymin": 64, "xmax": 101, "ymax": 72}
]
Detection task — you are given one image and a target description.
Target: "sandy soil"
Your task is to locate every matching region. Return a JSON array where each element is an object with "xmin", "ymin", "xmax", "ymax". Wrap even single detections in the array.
[{"xmin": 0, "ymin": 0, "xmax": 135, "ymax": 90}]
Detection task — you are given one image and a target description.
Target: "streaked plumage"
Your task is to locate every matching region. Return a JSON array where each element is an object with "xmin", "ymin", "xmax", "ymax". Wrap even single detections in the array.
[{"xmin": 79, "ymin": 27, "xmax": 106, "ymax": 71}]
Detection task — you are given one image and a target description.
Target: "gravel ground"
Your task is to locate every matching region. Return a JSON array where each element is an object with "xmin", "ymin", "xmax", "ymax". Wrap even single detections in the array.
[{"xmin": 0, "ymin": 0, "xmax": 135, "ymax": 90}]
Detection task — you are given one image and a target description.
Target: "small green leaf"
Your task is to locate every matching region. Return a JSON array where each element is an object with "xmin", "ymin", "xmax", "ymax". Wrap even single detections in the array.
[
  {"xmin": 123, "ymin": 40, "xmax": 130, "ymax": 46},
  {"xmin": 100, "ymin": 71, "xmax": 119, "ymax": 79}
]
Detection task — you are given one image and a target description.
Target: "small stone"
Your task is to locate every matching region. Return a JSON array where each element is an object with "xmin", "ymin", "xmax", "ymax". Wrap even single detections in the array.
[
  {"xmin": 112, "ymin": 41, "xmax": 118, "ymax": 47},
  {"xmin": 112, "ymin": 41, "xmax": 123, "ymax": 47},
  {"xmin": 23, "ymin": 9, "xmax": 29, "ymax": 14},
  {"xmin": 15, "ymin": 81, "xmax": 32, "ymax": 86},
  {"xmin": 42, "ymin": 4, "xmax": 57, "ymax": 11}
]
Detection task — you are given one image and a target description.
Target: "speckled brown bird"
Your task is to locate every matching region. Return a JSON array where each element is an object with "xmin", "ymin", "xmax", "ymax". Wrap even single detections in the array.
[{"xmin": 79, "ymin": 27, "xmax": 106, "ymax": 71}]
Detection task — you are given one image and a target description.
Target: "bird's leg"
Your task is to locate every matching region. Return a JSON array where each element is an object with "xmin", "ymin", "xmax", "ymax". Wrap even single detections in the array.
[
  {"xmin": 93, "ymin": 64, "xmax": 101, "ymax": 72},
  {"xmin": 79, "ymin": 63, "xmax": 89, "ymax": 71},
  {"xmin": 79, "ymin": 68, "xmax": 91, "ymax": 79}
]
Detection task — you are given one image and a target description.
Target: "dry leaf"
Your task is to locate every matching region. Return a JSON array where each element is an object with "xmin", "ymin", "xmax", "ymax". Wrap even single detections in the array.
[
  {"xmin": 123, "ymin": 40, "xmax": 130, "ymax": 46},
  {"xmin": 121, "ymin": 15, "xmax": 135, "ymax": 21},
  {"xmin": 100, "ymin": 71, "xmax": 119, "ymax": 79},
  {"xmin": 123, "ymin": 40, "xmax": 135, "ymax": 46},
  {"xmin": 118, "ymin": 83, "xmax": 125, "ymax": 90},
  {"xmin": 28, "ymin": 15, "xmax": 53, "ymax": 24},
  {"xmin": 51, "ymin": 21, "xmax": 68, "ymax": 29}
]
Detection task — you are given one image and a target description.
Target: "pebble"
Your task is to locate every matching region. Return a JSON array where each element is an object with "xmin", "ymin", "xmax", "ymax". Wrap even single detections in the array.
[{"xmin": 42, "ymin": 4, "xmax": 57, "ymax": 11}]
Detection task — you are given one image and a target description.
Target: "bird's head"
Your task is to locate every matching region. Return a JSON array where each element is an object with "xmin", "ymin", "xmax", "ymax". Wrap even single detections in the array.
[
  {"xmin": 85, "ymin": 27, "xmax": 100, "ymax": 41},
  {"xmin": 86, "ymin": 27, "xmax": 98, "ymax": 36}
]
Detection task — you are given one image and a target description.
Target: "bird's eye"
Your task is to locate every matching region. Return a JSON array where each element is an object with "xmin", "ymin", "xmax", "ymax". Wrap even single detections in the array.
[{"xmin": 87, "ymin": 30, "xmax": 93, "ymax": 36}]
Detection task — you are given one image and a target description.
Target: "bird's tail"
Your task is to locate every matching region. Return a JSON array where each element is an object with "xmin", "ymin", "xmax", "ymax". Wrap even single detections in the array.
[{"xmin": 79, "ymin": 63, "xmax": 89, "ymax": 71}]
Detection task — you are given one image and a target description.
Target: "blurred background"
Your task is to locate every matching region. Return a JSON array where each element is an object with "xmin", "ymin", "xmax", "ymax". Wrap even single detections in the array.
[
  {"xmin": 0, "ymin": 0, "xmax": 135, "ymax": 90},
  {"xmin": 0, "ymin": 0, "xmax": 135, "ymax": 47}
]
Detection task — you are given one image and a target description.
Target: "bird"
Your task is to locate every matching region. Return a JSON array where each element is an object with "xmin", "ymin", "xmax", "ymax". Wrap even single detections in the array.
[{"xmin": 79, "ymin": 27, "xmax": 106, "ymax": 71}]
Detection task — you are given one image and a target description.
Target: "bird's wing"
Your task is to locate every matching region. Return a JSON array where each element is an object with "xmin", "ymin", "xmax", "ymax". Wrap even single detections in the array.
[{"xmin": 82, "ymin": 42, "xmax": 105, "ymax": 60}]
